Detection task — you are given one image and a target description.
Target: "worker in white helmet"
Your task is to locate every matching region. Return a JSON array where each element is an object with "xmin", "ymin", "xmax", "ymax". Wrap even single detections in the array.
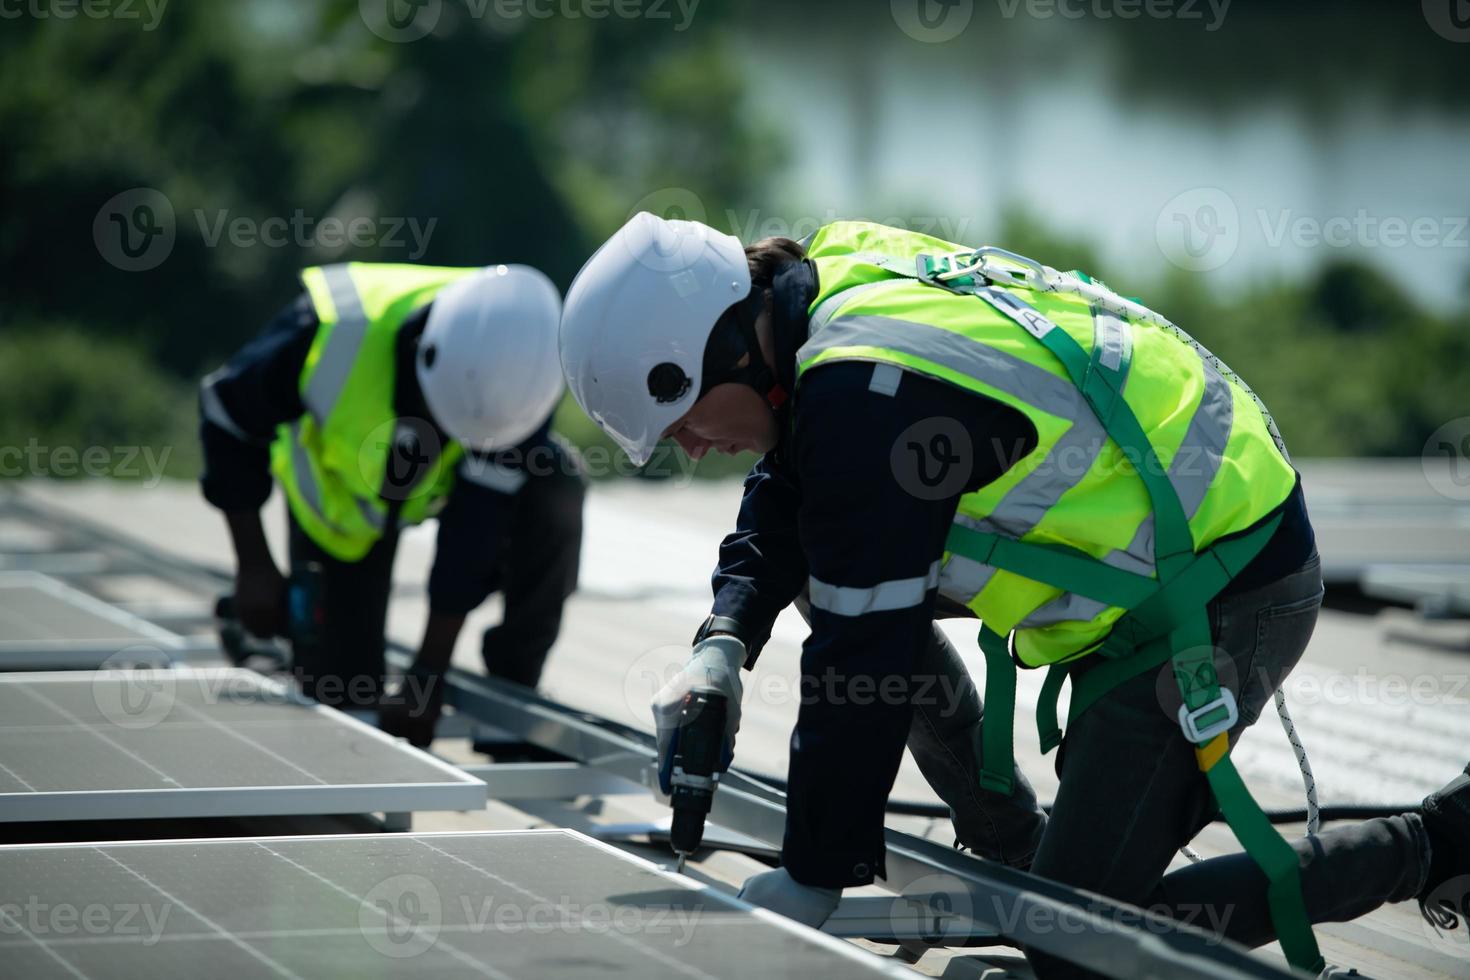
[
  {"xmin": 560, "ymin": 212, "xmax": 1470, "ymax": 976},
  {"xmin": 200, "ymin": 262, "xmax": 583, "ymax": 746}
]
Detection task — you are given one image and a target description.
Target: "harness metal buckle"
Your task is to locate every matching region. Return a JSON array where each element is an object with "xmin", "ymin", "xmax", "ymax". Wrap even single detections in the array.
[
  {"xmin": 1177, "ymin": 688, "xmax": 1238, "ymax": 744},
  {"xmin": 918, "ymin": 250, "xmax": 986, "ymax": 288}
]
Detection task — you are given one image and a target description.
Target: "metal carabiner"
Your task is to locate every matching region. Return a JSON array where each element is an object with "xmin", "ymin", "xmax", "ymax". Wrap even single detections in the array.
[{"xmin": 972, "ymin": 246, "xmax": 1052, "ymax": 293}]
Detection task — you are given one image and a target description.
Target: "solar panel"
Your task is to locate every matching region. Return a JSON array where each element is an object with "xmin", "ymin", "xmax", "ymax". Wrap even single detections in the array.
[
  {"xmin": 0, "ymin": 571, "xmax": 179, "ymax": 669},
  {"xmin": 0, "ymin": 829, "xmax": 911, "ymax": 979},
  {"xmin": 0, "ymin": 667, "xmax": 485, "ymax": 823}
]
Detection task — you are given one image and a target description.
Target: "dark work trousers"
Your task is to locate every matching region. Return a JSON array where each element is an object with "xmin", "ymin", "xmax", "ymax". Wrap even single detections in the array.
[
  {"xmin": 794, "ymin": 593, "xmax": 1048, "ymax": 869},
  {"xmin": 1026, "ymin": 553, "xmax": 1429, "ymax": 979},
  {"xmin": 285, "ymin": 467, "xmax": 584, "ymax": 708}
]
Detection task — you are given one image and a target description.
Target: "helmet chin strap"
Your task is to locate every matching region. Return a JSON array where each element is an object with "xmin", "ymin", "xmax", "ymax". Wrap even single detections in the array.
[{"xmin": 701, "ymin": 286, "xmax": 789, "ymax": 412}]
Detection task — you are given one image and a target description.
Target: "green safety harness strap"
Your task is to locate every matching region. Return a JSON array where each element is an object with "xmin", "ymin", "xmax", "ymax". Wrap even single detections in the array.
[{"xmin": 857, "ymin": 248, "xmax": 1323, "ymax": 974}]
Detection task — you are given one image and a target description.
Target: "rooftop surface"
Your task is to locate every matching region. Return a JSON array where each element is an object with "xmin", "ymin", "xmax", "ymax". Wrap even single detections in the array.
[{"xmin": 2, "ymin": 465, "xmax": 1467, "ymax": 978}]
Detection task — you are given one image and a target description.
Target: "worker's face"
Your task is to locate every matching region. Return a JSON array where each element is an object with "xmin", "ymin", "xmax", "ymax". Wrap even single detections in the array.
[{"xmin": 662, "ymin": 383, "xmax": 779, "ymax": 460}]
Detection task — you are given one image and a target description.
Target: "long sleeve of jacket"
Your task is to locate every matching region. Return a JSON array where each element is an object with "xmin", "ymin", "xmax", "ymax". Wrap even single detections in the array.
[
  {"xmin": 197, "ymin": 295, "xmax": 316, "ymax": 512},
  {"xmin": 777, "ymin": 360, "xmax": 1037, "ymax": 887},
  {"xmin": 709, "ymin": 451, "xmax": 810, "ymax": 662},
  {"xmin": 428, "ymin": 419, "xmax": 566, "ymax": 615}
]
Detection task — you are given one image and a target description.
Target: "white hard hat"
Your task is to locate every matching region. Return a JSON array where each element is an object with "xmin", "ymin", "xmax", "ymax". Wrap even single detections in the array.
[
  {"xmin": 559, "ymin": 212, "xmax": 750, "ymax": 466},
  {"xmin": 418, "ymin": 264, "xmax": 564, "ymax": 451}
]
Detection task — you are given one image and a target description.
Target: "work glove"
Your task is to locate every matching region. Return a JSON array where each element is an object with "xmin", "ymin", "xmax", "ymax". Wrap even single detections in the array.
[
  {"xmin": 738, "ymin": 868, "xmax": 841, "ymax": 929},
  {"xmin": 652, "ymin": 635, "xmax": 745, "ymax": 795}
]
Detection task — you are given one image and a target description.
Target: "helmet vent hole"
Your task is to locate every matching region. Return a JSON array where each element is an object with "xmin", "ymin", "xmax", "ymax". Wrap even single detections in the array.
[
  {"xmin": 647, "ymin": 362, "xmax": 691, "ymax": 404},
  {"xmin": 421, "ymin": 343, "xmax": 437, "ymax": 369}
]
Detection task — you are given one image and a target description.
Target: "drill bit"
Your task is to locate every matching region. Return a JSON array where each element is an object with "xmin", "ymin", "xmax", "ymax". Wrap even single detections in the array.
[{"xmin": 675, "ymin": 852, "xmax": 687, "ymax": 875}]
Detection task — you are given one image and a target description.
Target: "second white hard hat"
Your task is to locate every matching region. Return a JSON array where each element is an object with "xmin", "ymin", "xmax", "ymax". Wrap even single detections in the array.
[
  {"xmin": 559, "ymin": 212, "xmax": 750, "ymax": 466},
  {"xmin": 418, "ymin": 264, "xmax": 564, "ymax": 451}
]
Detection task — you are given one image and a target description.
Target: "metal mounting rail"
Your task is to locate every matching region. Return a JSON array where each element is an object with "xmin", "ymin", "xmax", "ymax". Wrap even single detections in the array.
[
  {"xmin": 426, "ymin": 666, "xmax": 1302, "ymax": 980},
  {"xmin": 2, "ymin": 490, "xmax": 1304, "ymax": 979}
]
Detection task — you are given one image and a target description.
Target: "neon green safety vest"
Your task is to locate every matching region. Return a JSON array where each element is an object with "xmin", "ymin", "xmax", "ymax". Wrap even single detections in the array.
[
  {"xmin": 268, "ymin": 263, "xmax": 478, "ymax": 562},
  {"xmin": 801, "ymin": 222, "xmax": 1296, "ymax": 667},
  {"xmin": 798, "ymin": 221, "xmax": 1324, "ymax": 974}
]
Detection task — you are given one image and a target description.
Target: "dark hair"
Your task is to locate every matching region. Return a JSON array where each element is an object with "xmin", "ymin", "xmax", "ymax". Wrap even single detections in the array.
[{"xmin": 744, "ymin": 236, "xmax": 806, "ymax": 287}]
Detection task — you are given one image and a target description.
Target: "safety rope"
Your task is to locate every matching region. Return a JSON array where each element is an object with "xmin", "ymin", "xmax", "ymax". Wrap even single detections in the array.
[{"xmin": 1274, "ymin": 688, "xmax": 1322, "ymax": 835}]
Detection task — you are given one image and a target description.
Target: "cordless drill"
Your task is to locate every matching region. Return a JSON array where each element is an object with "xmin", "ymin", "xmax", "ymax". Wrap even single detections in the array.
[{"xmin": 668, "ymin": 689, "xmax": 728, "ymax": 873}]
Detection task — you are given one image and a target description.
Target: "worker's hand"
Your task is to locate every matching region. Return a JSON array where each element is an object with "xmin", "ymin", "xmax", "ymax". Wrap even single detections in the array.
[
  {"xmin": 737, "ymin": 868, "xmax": 841, "ymax": 928},
  {"xmin": 379, "ymin": 668, "xmax": 447, "ymax": 749},
  {"xmin": 651, "ymin": 635, "xmax": 745, "ymax": 795},
  {"xmin": 234, "ymin": 562, "xmax": 287, "ymax": 638}
]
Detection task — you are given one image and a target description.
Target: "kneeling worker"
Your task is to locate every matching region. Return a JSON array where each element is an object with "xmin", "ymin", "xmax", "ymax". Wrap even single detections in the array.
[
  {"xmin": 559, "ymin": 213, "xmax": 1469, "ymax": 977},
  {"xmin": 200, "ymin": 261, "xmax": 584, "ymax": 745}
]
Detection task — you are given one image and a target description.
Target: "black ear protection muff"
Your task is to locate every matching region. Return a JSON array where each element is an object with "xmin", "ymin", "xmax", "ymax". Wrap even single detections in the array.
[{"xmin": 697, "ymin": 275, "xmax": 788, "ymax": 410}]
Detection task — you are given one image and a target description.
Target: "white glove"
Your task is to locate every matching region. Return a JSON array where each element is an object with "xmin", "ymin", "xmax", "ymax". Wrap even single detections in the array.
[
  {"xmin": 738, "ymin": 868, "xmax": 841, "ymax": 928},
  {"xmin": 651, "ymin": 635, "xmax": 746, "ymax": 789}
]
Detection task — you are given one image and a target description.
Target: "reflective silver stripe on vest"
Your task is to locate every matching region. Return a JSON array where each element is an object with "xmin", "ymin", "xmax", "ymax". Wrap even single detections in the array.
[
  {"xmin": 303, "ymin": 264, "xmax": 369, "ymax": 420},
  {"xmin": 935, "ymin": 296, "xmax": 1123, "ymax": 607},
  {"xmin": 287, "ymin": 421, "xmax": 326, "ymax": 523},
  {"xmin": 1169, "ymin": 352, "xmax": 1233, "ymax": 519},
  {"xmin": 458, "ymin": 456, "xmax": 527, "ymax": 495},
  {"xmin": 939, "ymin": 411, "xmax": 1109, "ymax": 604},
  {"xmin": 1017, "ymin": 344, "xmax": 1237, "ymax": 629},
  {"xmin": 809, "ymin": 561, "xmax": 940, "ymax": 617},
  {"xmin": 797, "ymin": 305, "xmax": 1109, "ymax": 609},
  {"xmin": 357, "ymin": 496, "xmax": 386, "ymax": 531},
  {"xmin": 808, "ymin": 280, "xmax": 906, "ymax": 336},
  {"xmin": 1016, "ymin": 539, "xmax": 1154, "ymax": 627},
  {"xmin": 797, "ymin": 315, "xmax": 1090, "ymax": 422},
  {"xmin": 1093, "ymin": 306, "xmax": 1131, "ymax": 376},
  {"xmin": 286, "ymin": 420, "xmax": 386, "ymax": 534}
]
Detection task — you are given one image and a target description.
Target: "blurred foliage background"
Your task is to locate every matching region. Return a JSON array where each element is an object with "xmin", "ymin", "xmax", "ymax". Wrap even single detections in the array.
[{"xmin": 1, "ymin": 0, "xmax": 1466, "ymax": 482}]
